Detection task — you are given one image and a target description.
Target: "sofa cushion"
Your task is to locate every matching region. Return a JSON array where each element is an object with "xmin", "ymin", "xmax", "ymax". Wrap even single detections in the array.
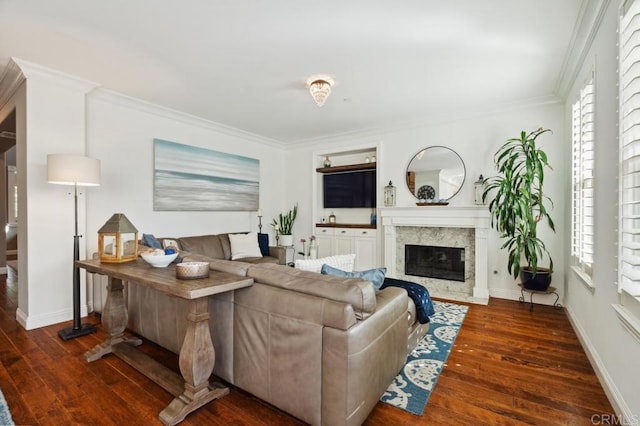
[
  {"xmin": 321, "ymin": 264, "xmax": 387, "ymax": 290},
  {"xmin": 178, "ymin": 235, "xmax": 226, "ymax": 259},
  {"xmin": 247, "ymin": 263, "xmax": 376, "ymax": 319},
  {"xmin": 294, "ymin": 254, "xmax": 356, "ymax": 273},
  {"xmin": 229, "ymin": 232, "xmax": 263, "ymax": 260}
]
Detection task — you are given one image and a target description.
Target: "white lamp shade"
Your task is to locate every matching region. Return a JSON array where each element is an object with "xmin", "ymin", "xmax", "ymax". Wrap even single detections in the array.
[{"xmin": 47, "ymin": 154, "xmax": 101, "ymax": 186}]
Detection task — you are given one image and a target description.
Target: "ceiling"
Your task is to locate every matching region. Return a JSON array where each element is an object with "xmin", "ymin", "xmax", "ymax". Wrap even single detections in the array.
[{"xmin": 0, "ymin": 0, "xmax": 586, "ymax": 145}]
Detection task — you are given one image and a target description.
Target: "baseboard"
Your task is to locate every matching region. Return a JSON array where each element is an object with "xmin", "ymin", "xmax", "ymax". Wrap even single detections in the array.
[
  {"xmin": 564, "ymin": 304, "xmax": 634, "ymax": 422},
  {"xmin": 490, "ymin": 287, "xmax": 565, "ymax": 307},
  {"xmin": 15, "ymin": 305, "xmax": 91, "ymax": 330}
]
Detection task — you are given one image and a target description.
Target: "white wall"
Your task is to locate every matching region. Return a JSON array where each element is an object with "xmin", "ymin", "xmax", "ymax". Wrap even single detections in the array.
[
  {"xmin": 286, "ymin": 102, "xmax": 566, "ymax": 302},
  {"xmin": 564, "ymin": 0, "xmax": 640, "ymax": 418},
  {"xmin": 85, "ymin": 90, "xmax": 286, "ymax": 256},
  {"xmin": 3, "ymin": 61, "xmax": 286, "ymax": 330}
]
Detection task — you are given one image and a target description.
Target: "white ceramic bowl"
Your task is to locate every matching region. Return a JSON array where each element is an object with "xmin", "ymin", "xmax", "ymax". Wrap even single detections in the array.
[{"xmin": 141, "ymin": 252, "xmax": 178, "ymax": 268}]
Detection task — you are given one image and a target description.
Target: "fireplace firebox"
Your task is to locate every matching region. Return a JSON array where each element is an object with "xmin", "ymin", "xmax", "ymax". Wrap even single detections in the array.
[{"xmin": 405, "ymin": 244, "xmax": 465, "ymax": 282}]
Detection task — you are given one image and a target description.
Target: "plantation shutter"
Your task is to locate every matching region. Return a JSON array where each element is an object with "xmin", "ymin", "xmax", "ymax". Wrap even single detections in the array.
[
  {"xmin": 571, "ymin": 78, "xmax": 594, "ymax": 277},
  {"xmin": 620, "ymin": 0, "xmax": 640, "ymax": 297}
]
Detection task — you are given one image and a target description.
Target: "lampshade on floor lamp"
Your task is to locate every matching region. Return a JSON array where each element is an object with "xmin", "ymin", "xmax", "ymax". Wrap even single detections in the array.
[{"xmin": 47, "ymin": 154, "xmax": 100, "ymax": 340}]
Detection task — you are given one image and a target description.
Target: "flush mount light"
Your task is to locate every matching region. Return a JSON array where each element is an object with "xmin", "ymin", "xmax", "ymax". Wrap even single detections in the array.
[{"xmin": 306, "ymin": 75, "xmax": 335, "ymax": 107}]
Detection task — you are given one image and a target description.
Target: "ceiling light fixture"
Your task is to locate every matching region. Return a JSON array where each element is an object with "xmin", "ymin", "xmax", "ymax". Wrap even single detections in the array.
[{"xmin": 306, "ymin": 75, "xmax": 334, "ymax": 107}]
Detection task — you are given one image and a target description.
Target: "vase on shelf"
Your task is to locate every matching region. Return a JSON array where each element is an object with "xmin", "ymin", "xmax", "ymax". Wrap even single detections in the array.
[{"xmin": 324, "ymin": 156, "xmax": 331, "ymax": 167}]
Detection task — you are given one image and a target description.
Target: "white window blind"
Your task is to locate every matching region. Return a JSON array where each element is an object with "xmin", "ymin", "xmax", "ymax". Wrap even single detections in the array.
[
  {"xmin": 572, "ymin": 77, "xmax": 595, "ymax": 278},
  {"xmin": 620, "ymin": 0, "xmax": 640, "ymax": 301}
]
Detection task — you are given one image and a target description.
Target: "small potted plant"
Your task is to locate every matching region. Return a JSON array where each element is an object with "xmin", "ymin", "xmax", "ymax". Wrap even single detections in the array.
[
  {"xmin": 272, "ymin": 204, "xmax": 298, "ymax": 246},
  {"xmin": 483, "ymin": 128, "xmax": 556, "ymax": 291}
]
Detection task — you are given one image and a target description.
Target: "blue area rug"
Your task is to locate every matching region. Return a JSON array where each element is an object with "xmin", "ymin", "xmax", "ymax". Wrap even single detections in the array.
[
  {"xmin": 0, "ymin": 388, "xmax": 14, "ymax": 426},
  {"xmin": 381, "ymin": 300, "xmax": 469, "ymax": 415}
]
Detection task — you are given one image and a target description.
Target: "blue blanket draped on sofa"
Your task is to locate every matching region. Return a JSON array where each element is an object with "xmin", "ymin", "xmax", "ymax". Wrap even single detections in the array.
[{"xmin": 381, "ymin": 277, "xmax": 435, "ymax": 324}]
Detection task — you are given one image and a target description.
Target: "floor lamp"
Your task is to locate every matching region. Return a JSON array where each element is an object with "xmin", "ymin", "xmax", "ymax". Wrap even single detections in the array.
[{"xmin": 47, "ymin": 154, "xmax": 101, "ymax": 340}]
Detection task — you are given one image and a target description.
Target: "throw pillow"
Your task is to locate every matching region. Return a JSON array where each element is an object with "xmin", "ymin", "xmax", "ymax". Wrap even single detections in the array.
[
  {"xmin": 257, "ymin": 233, "xmax": 270, "ymax": 256},
  {"xmin": 229, "ymin": 232, "xmax": 263, "ymax": 260},
  {"xmin": 294, "ymin": 253, "xmax": 356, "ymax": 273},
  {"xmin": 142, "ymin": 233, "xmax": 162, "ymax": 249},
  {"xmin": 321, "ymin": 264, "xmax": 387, "ymax": 290}
]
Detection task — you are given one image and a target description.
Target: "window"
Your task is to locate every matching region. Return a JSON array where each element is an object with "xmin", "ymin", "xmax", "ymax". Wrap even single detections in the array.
[
  {"xmin": 616, "ymin": 0, "xmax": 640, "ymax": 341},
  {"xmin": 571, "ymin": 75, "xmax": 595, "ymax": 281}
]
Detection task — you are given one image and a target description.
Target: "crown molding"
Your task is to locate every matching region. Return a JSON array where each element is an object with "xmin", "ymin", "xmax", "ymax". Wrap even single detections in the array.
[
  {"xmin": 11, "ymin": 57, "xmax": 100, "ymax": 94},
  {"xmin": 0, "ymin": 58, "xmax": 26, "ymax": 112},
  {"xmin": 89, "ymin": 88, "xmax": 286, "ymax": 149},
  {"xmin": 290, "ymin": 94, "xmax": 562, "ymax": 148},
  {"xmin": 555, "ymin": 0, "xmax": 611, "ymax": 99}
]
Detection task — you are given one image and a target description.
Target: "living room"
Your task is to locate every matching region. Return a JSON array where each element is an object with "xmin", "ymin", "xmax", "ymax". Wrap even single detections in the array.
[{"xmin": 0, "ymin": 0, "xmax": 638, "ymax": 424}]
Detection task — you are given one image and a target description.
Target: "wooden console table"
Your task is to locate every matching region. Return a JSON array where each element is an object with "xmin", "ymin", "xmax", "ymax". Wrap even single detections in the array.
[{"xmin": 77, "ymin": 258, "xmax": 253, "ymax": 425}]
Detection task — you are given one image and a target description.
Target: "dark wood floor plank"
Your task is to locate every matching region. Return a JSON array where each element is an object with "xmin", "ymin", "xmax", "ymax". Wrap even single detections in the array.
[{"xmin": 0, "ymin": 276, "xmax": 614, "ymax": 425}]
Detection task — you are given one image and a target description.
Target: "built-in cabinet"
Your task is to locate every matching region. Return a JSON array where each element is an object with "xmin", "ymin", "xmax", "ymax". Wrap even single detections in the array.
[
  {"xmin": 314, "ymin": 225, "xmax": 378, "ymax": 270},
  {"xmin": 313, "ymin": 147, "xmax": 381, "ymax": 269}
]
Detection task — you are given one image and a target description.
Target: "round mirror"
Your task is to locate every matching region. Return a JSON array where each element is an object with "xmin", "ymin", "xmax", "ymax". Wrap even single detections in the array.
[{"xmin": 406, "ymin": 146, "xmax": 466, "ymax": 201}]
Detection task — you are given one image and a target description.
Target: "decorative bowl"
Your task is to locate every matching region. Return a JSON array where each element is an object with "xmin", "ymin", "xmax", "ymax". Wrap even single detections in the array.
[
  {"xmin": 176, "ymin": 261, "xmax": 210, "ymax": 279},
  {"xmin": 140, "ymin": 252, "xmax": 178, "ymax": 268}
]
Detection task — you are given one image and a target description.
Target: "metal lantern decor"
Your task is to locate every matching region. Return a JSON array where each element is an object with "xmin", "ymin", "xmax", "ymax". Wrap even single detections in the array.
[
  {"xmin": 474, "ymin": 174, "xmax": 487, "ymax": 205},
  {"xmin": 384, "ymin": 181, "xmax": 396, "ymax": 207},
  {"xmin": 98, "ymin": 213, "xmax": 139, "ymax": 263}
]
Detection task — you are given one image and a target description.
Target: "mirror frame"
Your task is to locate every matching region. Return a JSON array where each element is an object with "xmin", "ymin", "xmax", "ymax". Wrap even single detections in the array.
[{"xmin": 405, "ymin": 145, "xmax": 466, "ymax": 202}]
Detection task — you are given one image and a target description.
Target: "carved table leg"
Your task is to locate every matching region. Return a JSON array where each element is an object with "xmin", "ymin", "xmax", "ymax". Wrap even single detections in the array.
[
  {"xmin": 85, "ymin": 276, "xmax": 141, "ymax": 362},
  {"xmin": 159, "ymin": 297, "xmax": 228, "ymax": 425}
]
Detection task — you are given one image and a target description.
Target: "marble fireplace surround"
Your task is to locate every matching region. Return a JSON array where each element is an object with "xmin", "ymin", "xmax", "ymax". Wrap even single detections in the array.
[{"xmin": 380, "ymin": 207, "xmax": 490, "ymax": 305}]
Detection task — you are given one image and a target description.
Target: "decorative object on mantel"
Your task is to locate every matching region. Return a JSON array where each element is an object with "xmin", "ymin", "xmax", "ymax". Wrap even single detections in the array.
[
  {"xmin": 324, "ymin": 156, "xmax": 331, "ymax": 167},
  {"xmin": 384, "ymin": 181, "xmax": 396, "ymax": 206},
  {"xmin": 329, "ymin": 212, "xmax": 337, "ymax": 224},
  {"xmin": 474, "ymin": 175, "xmax": 487, "ymax": 205},
  {"xmin": 483, "ymin": 128, "xmax": 555, "ymax": 291},
  {"xmin": 272, "ymin": 204, "xmax": 297, "ymax": 247},
  {"xmin": 47, "ymin": 153, "xmax": 101, "ymax": 341},
  {"xmin": 306, "ymin": 74, "xmax": 334, "ymax": 107}
]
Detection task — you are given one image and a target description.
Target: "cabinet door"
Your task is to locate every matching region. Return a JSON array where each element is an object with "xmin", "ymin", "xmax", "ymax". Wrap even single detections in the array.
[
  {"xmin": 354, "ymin": 229, "xmax": 377, "ymax": 270},
  {"xmin": 314, "ymin": 227, "xmax": 333, "ymax": 258},
  {"xmin": 333, "ymin": 228, "xmax": 354, "ymax": 255}
]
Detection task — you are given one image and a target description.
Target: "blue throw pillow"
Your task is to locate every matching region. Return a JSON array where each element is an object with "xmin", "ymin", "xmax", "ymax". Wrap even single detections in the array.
[
  {"xmin": 142, "ymin": 233, "xmax": 162, "ymax": 249},
  {"xmin": 257, "ymin": 233, "xmax": 270, "ymax": 256},
  {"xmin": 321, "ymin": 264, "xmax": 387, "ymax": 290}
]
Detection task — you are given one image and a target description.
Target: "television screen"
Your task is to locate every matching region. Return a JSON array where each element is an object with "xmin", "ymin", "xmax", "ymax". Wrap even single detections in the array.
[{"xmin": 323, "ymin": 170, "xmax": 376, "ymax": 208}]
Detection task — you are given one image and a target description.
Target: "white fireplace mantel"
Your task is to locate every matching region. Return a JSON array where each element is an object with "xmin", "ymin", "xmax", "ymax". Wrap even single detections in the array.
[{"xmin": 380, "ymin": 206, "xmax": 490, "ymax": 304}]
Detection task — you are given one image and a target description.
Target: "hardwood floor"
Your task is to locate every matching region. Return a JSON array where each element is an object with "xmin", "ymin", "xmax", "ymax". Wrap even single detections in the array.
[{"xmin": 0, "ymin": 273, "xmax": 614, "ymax": 425}]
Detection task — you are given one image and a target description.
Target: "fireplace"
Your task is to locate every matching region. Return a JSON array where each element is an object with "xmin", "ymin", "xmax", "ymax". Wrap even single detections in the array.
[
  {"xmin": 405, "ymin": 244, "xmax": 465, "ymax": 282},
  {"xmin": 380, "ymin": 206, "xmax": 490, "ymax": 304}
]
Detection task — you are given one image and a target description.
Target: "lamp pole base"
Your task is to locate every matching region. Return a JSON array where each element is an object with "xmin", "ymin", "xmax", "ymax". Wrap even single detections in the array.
[{"xmin": 58, "ymin": 323, "xmax": 97, "ymax": 341}]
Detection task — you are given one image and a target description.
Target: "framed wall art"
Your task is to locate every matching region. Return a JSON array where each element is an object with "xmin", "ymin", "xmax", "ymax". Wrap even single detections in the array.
[{"xmin": 153, "ymin": 139, "xmax": 259, "ymax": 211}]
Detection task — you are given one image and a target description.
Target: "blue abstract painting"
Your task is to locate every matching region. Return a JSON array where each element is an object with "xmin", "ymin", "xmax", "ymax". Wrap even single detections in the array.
[{"xmin": 153, "ymin": 139, "xmax": 259, "ymax": 211}]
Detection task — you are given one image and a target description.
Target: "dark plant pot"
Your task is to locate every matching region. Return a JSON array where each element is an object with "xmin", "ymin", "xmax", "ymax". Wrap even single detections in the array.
[{"xmin": 520, "ymin": 267, "xmax": 552, "ymax": 291}]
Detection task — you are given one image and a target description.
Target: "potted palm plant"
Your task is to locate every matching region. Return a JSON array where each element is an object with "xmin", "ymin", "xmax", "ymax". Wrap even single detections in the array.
[
  {"xmin": 483, "ymin": 128, "xmax": 556, "ymax": 291},
  {"xmin": 272, "ymin": 204, "xmax": 298, "ymax": 246}
]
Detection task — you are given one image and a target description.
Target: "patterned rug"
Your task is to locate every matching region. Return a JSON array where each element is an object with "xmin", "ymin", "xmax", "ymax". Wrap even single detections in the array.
[
  {"xmin": 380, "ymin": 300, "xmax": 469, "ymax": 415},
  {"xmin": 0, "ymin": 388, "xmax": 14, "ymax": 426}
]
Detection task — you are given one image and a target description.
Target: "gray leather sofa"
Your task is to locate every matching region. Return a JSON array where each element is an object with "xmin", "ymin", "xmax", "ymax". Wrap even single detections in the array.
[{"xmin": 88, "ymin": 234, "xmax": 430, "ymax": 425}]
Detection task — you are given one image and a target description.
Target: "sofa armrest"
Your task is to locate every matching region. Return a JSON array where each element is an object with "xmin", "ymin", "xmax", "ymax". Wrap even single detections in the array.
[{"xmin": 268, "ymin": 246, "xmax": 287, "ymax": 264}]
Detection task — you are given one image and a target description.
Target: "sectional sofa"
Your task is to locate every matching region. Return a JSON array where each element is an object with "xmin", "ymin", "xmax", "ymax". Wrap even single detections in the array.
[{"xmin": 89, "ymin": 233, "xmax": 430, "ymax": 425}]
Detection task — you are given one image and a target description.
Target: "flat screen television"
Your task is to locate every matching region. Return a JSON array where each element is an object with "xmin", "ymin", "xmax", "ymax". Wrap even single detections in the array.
[{"xmin": 323, "ymin": 170, "xmax": 376, "ymax": 208}]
